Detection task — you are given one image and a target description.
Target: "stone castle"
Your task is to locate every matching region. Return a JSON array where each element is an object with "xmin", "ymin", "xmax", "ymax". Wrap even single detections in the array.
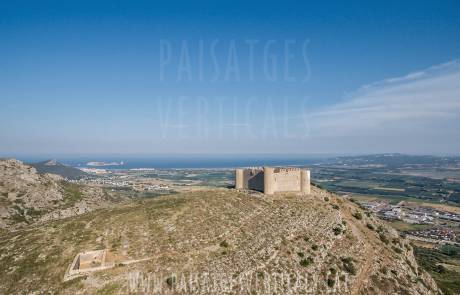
[{"xmin": 235, "ymin": 167, "xmax": 310, "ymax": 195}]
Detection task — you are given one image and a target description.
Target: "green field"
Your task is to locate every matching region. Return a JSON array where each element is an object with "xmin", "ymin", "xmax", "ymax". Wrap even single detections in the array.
[
  {"xmin": 414, "ymin": 245, "xmax": 460, "ymax": 295},
  {"xmin": 387, "ymin": 221, "xmax": 435, "ymax": 232}
]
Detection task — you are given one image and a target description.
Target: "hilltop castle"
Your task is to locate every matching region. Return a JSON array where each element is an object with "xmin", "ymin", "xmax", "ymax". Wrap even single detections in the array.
[{"xmin": 235, "ymin": 167, "xmax": 311, "ymax": 195}]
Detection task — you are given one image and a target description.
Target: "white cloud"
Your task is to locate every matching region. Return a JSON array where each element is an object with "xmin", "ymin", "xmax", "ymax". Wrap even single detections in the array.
[{"xmin": 304, "ymin": 60, "xmax": 460, "ymax": 154}]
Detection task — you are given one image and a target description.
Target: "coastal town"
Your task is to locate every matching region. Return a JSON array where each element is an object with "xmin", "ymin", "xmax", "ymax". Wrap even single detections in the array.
[{"xmin": 356, "ymin": 198, "xmax": 460, "ymax": 244}]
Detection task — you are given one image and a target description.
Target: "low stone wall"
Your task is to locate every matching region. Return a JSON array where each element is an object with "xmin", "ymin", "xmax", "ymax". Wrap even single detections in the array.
[{"xmin": 64, "ymin": 249, "xmax": 115, "ymax": 281}]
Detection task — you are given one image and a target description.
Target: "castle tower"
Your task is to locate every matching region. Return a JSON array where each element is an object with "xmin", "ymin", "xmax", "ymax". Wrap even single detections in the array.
[
  {"xmin": 263, "ymin": 167, "xmax": 275, "ymax": 195},
  {"xmin": 235, "ymin": 168, "xmax": 244, "ymax": 190},
  {"xmin": 301, "ymin": 169, "xmax": 311, "ymax": 195}
]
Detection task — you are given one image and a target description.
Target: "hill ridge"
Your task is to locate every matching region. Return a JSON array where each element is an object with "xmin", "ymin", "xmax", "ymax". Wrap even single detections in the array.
[
  {"xmin": 0, "ymin": 184, "xmax": 439, "ymax": 294},
  {"xmin": 30, "ymin": 159, "xmax": 87, "ymax": 179}
]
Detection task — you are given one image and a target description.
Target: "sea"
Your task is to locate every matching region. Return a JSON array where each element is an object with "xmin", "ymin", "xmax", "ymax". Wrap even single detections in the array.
[{"xmin": 17, "ymin": 154, "xmax": 335, "ymax": 169}]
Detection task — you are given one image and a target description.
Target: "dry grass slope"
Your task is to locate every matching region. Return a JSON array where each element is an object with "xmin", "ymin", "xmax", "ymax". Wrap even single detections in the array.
[{"xmin": 0, "ymin": 187, "xmax": 439, "ymax": 294}]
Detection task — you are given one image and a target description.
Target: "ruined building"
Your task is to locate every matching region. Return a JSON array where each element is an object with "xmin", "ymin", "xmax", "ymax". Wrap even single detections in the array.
[{"xmin": 235, "ymin": 167, "xmax": 310, "ymax": 195}]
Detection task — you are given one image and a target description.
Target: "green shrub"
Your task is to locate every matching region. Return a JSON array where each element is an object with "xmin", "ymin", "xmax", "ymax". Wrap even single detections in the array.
[
  {"xmin": 300, "ymin": 257, "xmax": 314, "ymax": 267},
  {"xmin": 352, "ymin": 211, "xmax": 363, "ymax": 220},
  {"xmin": 392, "ymin": 246, "xmax": 403, "ymax": 254},
  {"xmin": 166, "ymin": 276, "xmax": 176, "ymax": 288},
  {"xmin": 366, "ymin": 223, "xmax": 375, "ymax": 230},
  {"xmin": 358, "ymin": 203, "xmax": 367, "ymax": 210},
  {"xmin": 435, "ymin": 264, "xmax": 446, "ymax": 274},
  {"xmin": 379, "ymin": 233, "xmax": 389, "ymax": 244},
  {"xmin": 327, "ymin": 278, "xmax": 335, "ymax": 287},
  {"xmin": 297, "ymin": 252, "xmax": 305, "ymax": 258},
  {"xmin": 341, "ymin": 257, "xmax": 356, "ymax": 275},
  {"xmin": 333, "ymin": 227, "xmax": 342, "ymax": 235},
  {"xmin": 27, "ymin": 207, "xmax": 42, "ymax": 217},
  {"xmin": 220, "ymin": 240, "xmax": 229, "ymax": 248},
  {"xmin": 311, "ymin": 244, "xmax": 318, "ymax": 251},
  {"xmin": 324, "ymin": 197, "xmax": 330, "ymax": 202},
  {"xmin": 332, "ymin": 204, "xmax": 340, "ymax": 210}
]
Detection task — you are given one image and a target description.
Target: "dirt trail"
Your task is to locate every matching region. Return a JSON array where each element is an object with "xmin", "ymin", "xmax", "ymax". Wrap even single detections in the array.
[{"xmin": 343, "ymin": 207, "xmax": 375, "ymax": 295}]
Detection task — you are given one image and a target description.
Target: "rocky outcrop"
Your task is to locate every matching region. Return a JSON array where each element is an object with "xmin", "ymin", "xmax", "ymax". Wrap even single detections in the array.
[{"xmin": 0, "ymin": 159, "xmax": 119, "ymax": 230}]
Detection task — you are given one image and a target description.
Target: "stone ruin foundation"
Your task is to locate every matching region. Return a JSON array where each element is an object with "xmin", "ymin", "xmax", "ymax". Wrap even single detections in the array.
[{"xmin": 64, "ymin": 249, "xmax": 115, "ymax": 281}]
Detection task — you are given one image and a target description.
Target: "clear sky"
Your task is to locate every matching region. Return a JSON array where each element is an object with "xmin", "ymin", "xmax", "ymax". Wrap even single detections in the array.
[{"xmin": 1, "ymin": 0, "xmax": 460, "ymax": 156}]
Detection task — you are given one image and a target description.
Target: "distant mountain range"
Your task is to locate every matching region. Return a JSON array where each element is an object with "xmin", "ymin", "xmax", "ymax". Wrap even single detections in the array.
[{"xmin": 29, "ymin": 159, "xmax": 87, "ymax": 179}]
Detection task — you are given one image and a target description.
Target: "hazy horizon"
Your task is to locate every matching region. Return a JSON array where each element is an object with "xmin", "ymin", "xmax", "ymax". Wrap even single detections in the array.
[{"xmin": 4, "ymin": 152, "xmax": 460, "ymax": 168}]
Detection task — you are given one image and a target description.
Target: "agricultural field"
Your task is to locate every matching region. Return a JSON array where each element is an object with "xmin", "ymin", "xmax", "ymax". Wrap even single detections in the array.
[
  {"xmin": 414, "ymin": 245, "xmax": 460, "ymax": 295},
  {"xmin": 311, "ymin": 154, "xmax": 460, "ymax": 206}
]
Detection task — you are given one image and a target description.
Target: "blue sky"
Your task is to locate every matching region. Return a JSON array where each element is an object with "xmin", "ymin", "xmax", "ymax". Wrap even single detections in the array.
[{"xmin": 1, "ymin": 0, "xmax": 460, "ymax": 156}]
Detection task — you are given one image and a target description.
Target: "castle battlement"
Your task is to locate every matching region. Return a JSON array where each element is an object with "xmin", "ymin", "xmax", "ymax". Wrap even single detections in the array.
[{"xmin": 235, "ymin": 166, "xmax": 310, "ymax": 195}]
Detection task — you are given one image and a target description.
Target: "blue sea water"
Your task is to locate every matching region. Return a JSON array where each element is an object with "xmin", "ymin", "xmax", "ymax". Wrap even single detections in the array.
[{"xmin": 19, "ymin": 154, "xmax": 333, "ymax": 169}]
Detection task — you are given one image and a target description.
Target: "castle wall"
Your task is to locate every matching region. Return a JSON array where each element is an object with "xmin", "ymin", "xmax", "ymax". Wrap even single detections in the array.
[
  {"xmin": 300, "ymin": 170, "xmax": 311, "ymax": 194},
  {"xmin": 272, "ymin": 168, "xmax": 301, "ymax": 192},
  {"xmin": 236, "ymin": 168, "xmax": 264, "ymax": 191},
  {"xmin": 263, "ymin": 167, "xmax": 274, "ymax": 195},
  {"xmin": 247, "ymin": 169, "xmax": 264, "ymax": 192},
  {"xmin": 235, "ymin": 167, "xmax": 311, "ymax": 195},
  {"xmin": 235, "ymin": 169, "xmax": 244, "ymax": 190}
]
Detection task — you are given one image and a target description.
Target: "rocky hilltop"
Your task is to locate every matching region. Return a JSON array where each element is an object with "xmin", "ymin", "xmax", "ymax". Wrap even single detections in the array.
[
  {"xmin": 0, "ymin": 184, "xmax": 439, "ymax": 294},
  {"xmin": 30, "ymin": 159, "xmax": 88, "ymax": 179},
  {"xmin": 0, "ymin": 159, "xmax": 120, "ymax": 230}
]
